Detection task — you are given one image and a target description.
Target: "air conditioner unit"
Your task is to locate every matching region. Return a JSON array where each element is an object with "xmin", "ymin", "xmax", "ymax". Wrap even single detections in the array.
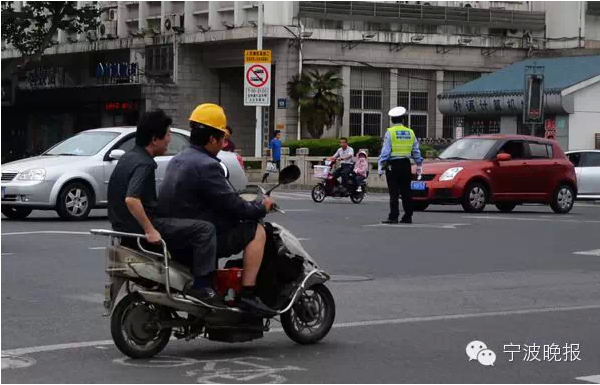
[
  {"xmin": 99, "ymin": 21, "xmax": 117, "ymax": 39},
  {"xmin": 163, "ymin": 13, "xmax": 182, "ymax": 33},
  {"xmin": 108, "ymin": 8, "xmax": 117, "ymax": 21},
  {"xmin": 462, "ymin": 1, "xmax": 478, "ymax": 8}
]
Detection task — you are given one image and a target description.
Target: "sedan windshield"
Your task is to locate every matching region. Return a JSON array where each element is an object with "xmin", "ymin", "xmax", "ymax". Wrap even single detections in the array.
[
  {"xmin": 45, "ymin": 132, "xmax": 120, "ymax": 156},
  {"xmin": 439, "ymin": 138, "xmax": 498, "ymax": 160}
]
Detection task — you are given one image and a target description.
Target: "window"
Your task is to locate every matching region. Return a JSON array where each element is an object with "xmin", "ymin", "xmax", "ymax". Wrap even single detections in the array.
[
  {"xmin": 350, "ymin": 113, "xmax": 362, "ymax": 136},
  {"xmin": 410, "ymin": 115, "xmax": 427, "ymax": 139},
  {"xmin": 363, "ymin": 90, "xmax": 382, "ymax": 110},
  {"xmin": 350, "ymin": 90, "xmax": 362, "ymax": 109},
  {"xmin": 117, "ymin": 136, "xmax": 135, "ymax": 152},
  {"xmin": 528, "ymin": 142, "xmax": 551, "ymax": 159},
  {"xmin": 568, "ymin": 153, "xmax": 581, "ymax": 167},
  {"xmin": 145, "ymin": 45, "xmax": 174, "ymax": 75},
  {"xmin": 45, "ymin": 132, "xmax": 119, "ymax": 156},
  {"xmin": 364, "ymin": 114, "xmax": 382, "ymax": 137},
  {"xmin": 582, "ymin": 152, "xmax": 600, "ymax": 167},
  {"xmin": 411, "ymin": 91, "xmax": 428, "ymax": 112},
  {"xmin": 443, "ymin": 116, "xmax": 454, "ymax": 139},
  {"xmin": 499, "ymin": 141, "xmax": 527, "ymax": 159},
  {"xmin": 165, "ymin": 133, "xmax": 189, "ymax": 156}
]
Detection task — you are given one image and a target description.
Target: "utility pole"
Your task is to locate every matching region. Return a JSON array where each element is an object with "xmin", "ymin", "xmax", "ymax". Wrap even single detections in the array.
[{"xmin": 254, "ymin": 1, "xmax": 264, "ymax": 157}]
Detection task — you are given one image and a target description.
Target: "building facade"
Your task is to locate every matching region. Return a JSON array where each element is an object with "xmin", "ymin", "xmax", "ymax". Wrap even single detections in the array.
[{"xmin": 2, "ymin": 1, "xmax": 600, "ymax": 160}]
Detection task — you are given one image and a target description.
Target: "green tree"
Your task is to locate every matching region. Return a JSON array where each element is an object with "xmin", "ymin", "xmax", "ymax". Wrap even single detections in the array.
[
  {"xmin": 288, "ymin": 69, "xmax": 344, "ymax": 139},
  {"xmin": 1, "ymin": 1, "xmax": 100, "ymax": 66}
]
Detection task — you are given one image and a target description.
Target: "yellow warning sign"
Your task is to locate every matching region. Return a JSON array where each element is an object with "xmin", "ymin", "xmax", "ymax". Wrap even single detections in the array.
[{"xmin": 245, "ymin": 50, "xmax": 272, "ymax": 63}]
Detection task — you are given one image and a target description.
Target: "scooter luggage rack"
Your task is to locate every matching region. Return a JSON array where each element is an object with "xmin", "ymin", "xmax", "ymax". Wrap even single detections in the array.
[{"xmin": 90, "ymin": 229, "xmax": 326, "ymax": 316}]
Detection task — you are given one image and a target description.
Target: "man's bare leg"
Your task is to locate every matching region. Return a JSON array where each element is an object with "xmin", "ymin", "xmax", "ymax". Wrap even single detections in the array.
[{"xmin": 242, "ymin": 224, "xmax": 266, "ymax": 286}]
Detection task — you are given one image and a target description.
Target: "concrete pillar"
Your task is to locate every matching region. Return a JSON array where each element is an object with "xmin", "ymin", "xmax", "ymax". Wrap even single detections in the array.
[
  {"xmin": 435, "ymin": 70, "xmax": 444, "ymax": 138},
  {"xmin": 208, "ymin": 1, "xmax": 220, "ymax": 30},
  {"xmin": 161, "ymin": 1, "xmax": 172, "ymax": 33},
  {"xmin": 501, "ymin": 116, "xmax": 518, "ymax": 134},
  {"xmin": 389, "ymin": 68, "xmax": 398, "ymax": 110},
  {"xmin": 117, "ymin": 2, "xmax": 128, "ymax": 39},
  {"xmin": 184, "ymin": 1, "xmax": 195, "ymax": 33},
  {"xmin": 234, "ymin": 1, "xmax": 245, "ymax": 26},
  {"xmin": 139, "ymin": 2, "xmax": 149, "ymax": 31},
  {"xmin": 341, "ymin": 66, "xmax": 351, "ymax": 138}
]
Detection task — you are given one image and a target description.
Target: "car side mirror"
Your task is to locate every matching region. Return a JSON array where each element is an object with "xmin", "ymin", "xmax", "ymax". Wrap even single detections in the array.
[
  {"xmin": 496, "ymin": 153, "xmax": 512, "ymax": 162},
  {"xmin": 109, "ymin": 149, "xmax": 125, "ymax": 161}
]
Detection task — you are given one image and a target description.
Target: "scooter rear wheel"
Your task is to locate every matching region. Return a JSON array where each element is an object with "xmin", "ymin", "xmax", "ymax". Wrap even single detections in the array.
[
  {"xmin": 281, "ymin": 283, "xmax": 335, "ymax": 345},
  {"xmin": 111, "ymin": 292, "xmax": 172, "ymax": 359},
  {"xmin": 311, "ymin": 185, "xmax": 326, "ymax": 203}
]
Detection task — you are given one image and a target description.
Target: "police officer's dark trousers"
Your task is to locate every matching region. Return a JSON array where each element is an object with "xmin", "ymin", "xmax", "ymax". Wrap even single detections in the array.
[{"xmin": 385, "ymin": 158, "xmax": 413, "ymax": 221}]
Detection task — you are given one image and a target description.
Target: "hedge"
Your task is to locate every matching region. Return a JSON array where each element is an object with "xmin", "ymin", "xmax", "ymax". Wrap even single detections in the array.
[
  {"xmin": 283, "ymin": 136, "xmax": 442, "ymax": 158},
  {"xmin": 283, "ymin": 136, "xmax": 383, "ymax": 157}
]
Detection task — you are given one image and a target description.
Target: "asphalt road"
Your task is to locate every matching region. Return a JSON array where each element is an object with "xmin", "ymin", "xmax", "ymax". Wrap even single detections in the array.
[{"xmin": 2, "ymin": 192, "xmax": 600, "ymax": 383}]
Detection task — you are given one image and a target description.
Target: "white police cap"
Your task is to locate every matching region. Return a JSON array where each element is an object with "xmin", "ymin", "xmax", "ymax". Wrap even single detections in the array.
[{"xmin": 388, "ymin": 106, "xmax": 407, "ymax": 117}]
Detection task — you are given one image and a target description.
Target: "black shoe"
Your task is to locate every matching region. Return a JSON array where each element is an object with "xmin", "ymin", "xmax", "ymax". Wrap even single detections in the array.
[
  {"xmin": 400, "ymin": 217, "xmax": 413, "ymax": 224},
  {"xmin": 239, "ymin": 294, "xmax": 277, "ymax": 316},
  {"xmin": 381, "ymin": 219, "xmax": 399, "ymax": 224},
  {"xmin": 185, "ymin": 287, "xmax": 225, "ymax": 307}
]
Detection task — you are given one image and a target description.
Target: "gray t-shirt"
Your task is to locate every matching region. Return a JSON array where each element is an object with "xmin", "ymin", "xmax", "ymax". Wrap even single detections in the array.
[{"xmin": 333, "ymin": 146, "xmax": 355, "ymax": 164}]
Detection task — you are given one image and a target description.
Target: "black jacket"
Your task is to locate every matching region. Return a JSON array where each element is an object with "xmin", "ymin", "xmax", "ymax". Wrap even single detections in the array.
[{"xmin": 156, "ymin": 145, "xmax": 266, "ymax": 230}]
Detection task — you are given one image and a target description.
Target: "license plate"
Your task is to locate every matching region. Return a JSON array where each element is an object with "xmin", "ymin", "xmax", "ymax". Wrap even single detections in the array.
[
  {"xmin": 1, "ymin": 187, "xmax": 5, "ymax": 199},
  {"xmin": 411, "ymin": 181, "xmax": 426, "ymax": 191}
]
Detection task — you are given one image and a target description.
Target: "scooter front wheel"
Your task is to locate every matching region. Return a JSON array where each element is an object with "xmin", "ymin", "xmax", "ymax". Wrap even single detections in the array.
[
  {"xmin": 311, "ymin": 185, "xmax": 327, "ymax": 203},
  {"xmin": 111, "ymin": 292, "xmax": 172, "ymax": 359},
  {"xmin": 281, "ymin": 283, "xmax": 336, "ymax": 345}
]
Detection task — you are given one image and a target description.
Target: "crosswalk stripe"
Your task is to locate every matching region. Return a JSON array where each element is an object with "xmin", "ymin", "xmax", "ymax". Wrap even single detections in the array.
[{"xmin": 576, "ymin": 375, "xmax": 600, "ymax": 383}]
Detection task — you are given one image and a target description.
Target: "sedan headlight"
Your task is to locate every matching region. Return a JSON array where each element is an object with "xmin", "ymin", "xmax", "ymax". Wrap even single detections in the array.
[
  {"xmin": 16, "ymin": 168, "xmax": 46, "ymax": 181},
  {"xmin": 439, "ymin": 167, "xmax": 463, "ymax": 181}
]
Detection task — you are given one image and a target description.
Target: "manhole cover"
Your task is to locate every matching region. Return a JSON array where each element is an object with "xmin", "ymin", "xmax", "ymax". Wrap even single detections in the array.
[
  {"xmin": 1, "ymin": 354, "xmax": 36, "ymax": 370},
  {"xmin": 329, "ymin": 275, "xmax": 372, "ymax": 282}
]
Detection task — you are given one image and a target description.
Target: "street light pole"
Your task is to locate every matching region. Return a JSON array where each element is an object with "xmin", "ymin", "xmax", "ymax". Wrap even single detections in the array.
[
  {"xmin": 297, "ymin": 22, "xmax": 304, "ymax": 141},
  {"xmin": 254, "ymin": 1, "xmax": 264, "ymax": 157}
]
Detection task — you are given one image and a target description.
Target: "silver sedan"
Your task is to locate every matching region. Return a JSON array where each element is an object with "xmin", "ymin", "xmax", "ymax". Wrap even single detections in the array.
[
  {"xmin": 566, "ymin": 150, "xmax": 600, "ymax": 200},
  {"xmin": 1, "ymin": 127, "xmax": 247, "ymax": 220}
]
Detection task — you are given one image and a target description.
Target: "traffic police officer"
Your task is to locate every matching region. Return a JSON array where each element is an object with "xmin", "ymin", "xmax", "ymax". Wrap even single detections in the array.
[{"xmin": 378, "ymin": 106, "xmax": 423, "ymax": 224}]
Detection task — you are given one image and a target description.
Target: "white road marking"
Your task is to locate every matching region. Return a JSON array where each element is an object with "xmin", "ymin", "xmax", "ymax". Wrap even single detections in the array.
[
  {"xmin": 573, "ymin": 249, "xmax": 600, "ymax": 257},
  {"xmin": 282, "ymin": 209, "xmax": 313, "ymax": 212},
  {"xmin": 1, "ymin": 253, "xmax": 14, "ymax": 256},
  {"xmin": 464, "ymin": 215, "xmax": 600, "ymax": 224},
  {"xmin": 364, "ymin": 223, "xmax": 469, "ymax": 229},
  {"xmin": 576, "ymin": 375, "xmax": 600, "ymax": 384},
  {"xmin": 88, "ymin": 247, "xmax": 106, "ymax": 250},
  {"xmin": 4, "ymin": 303, "xmax": 600, "ymax": 357},
  {"xmin": 1, "ymin": 231, "xmax": 90, "ymax": 236},
  {"xmin": 297, "ymin": 238, "xmax": 310, "ymax": 241},
  {"xmin": 1, "ymin": 354, "xmax": 36, "ymax": 370}
]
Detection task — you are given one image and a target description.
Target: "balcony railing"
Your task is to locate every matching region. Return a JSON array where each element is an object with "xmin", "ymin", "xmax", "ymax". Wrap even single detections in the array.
[{"xmin": 299, "ymin": 1, "xmax": 546, "ymax": 30}]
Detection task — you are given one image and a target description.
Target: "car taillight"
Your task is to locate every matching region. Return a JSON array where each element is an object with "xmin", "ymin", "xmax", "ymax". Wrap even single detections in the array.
[{"xmin": 236, "ymin": 154, "xmax": 245, "ymax": 169}]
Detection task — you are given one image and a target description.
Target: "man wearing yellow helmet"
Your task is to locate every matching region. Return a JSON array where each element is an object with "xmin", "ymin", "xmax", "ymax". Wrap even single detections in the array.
[{"xmin": 156, "ymin": 103, "xmax": 277, "ymax": 315}]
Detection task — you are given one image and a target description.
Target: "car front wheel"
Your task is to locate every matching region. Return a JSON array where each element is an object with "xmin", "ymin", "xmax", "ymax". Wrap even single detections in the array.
[
  {"xmin": 551, "ymin": 184, "xmax": 575, "ymax": 214},
  {"xmin": 461, "ymin": 182, "xmax": 488, "ymax": 213},
  {"xmin": 56, "ymin": 182, "xmax": 93, "ymax": 221}
]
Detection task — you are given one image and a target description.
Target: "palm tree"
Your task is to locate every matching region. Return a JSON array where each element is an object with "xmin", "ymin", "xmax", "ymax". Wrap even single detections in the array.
[{"xmin": 287, "ymin": 70, "xmax": 344, "ymax": 139}]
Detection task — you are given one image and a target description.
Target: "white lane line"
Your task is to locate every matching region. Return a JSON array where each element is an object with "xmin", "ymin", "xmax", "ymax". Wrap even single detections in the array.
[
  {"xmin": 4, "ymin": 303, "xmax": 600, "ymax": 357},
  {"xmin": 364, "ymin": 223, "xmax": 469, "ymax": 229},
  {"xmin": 1, "ymin": 253, "xmax": 14, "ymax": 256},
  {"xmin": 463, "ymin": 215, "xmax": 600, "ymax": 224},
  {"xmin": 576, "ymin": 375, "xmax": 600, "ymax": 384},
  {"xmin": 1, "ymin": 231, "xmax": 90, "ymax": 236},
  {"xmin": 573, "ymin": 249, "xmax": 600, "ymax": 257},
  {"xmin": 88, "ymin": 247, "xmax": 107, "ymax": 250},
  {"xmin": 297, "ymin": 238, "xmax": 310, "ymax": 241},
  {"xmin": 282, "ymin": 209, "xmax": 313, "ymax": 212}
]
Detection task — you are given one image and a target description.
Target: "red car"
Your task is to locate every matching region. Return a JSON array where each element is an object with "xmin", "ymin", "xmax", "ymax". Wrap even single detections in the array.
[{"xmin": 411, "ymin": 134, "xmax": 577, "ymax": 214}]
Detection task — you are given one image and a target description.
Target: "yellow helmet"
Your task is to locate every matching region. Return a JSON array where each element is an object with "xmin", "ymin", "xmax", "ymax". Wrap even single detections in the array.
[{"xmin": 189, "ymin": 103, "xmax": 228, "ymax": 134}]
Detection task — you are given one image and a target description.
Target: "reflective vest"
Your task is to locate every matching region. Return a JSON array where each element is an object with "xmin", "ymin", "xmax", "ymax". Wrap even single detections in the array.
[{"xmin": 388, "ymin": 125, "xmax": 416, "ymax": 158}]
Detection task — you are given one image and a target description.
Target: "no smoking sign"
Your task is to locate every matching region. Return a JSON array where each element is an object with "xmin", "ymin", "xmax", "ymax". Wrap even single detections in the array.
[{"xmin": 244, "ymin": 50, "xmax": 271, "ymax": 107}]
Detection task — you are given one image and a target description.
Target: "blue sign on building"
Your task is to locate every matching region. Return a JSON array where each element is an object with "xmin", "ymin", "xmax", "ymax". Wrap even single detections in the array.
[{"xmin": 277, "ymin": 98, "xmax": 288, "ymax": 109}]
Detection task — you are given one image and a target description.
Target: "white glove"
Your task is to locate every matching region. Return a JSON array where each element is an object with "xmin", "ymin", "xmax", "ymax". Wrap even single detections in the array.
[
  {"xmin": 378, "ymin": 166, "xmax": 384, "ymax": 177},
  {"xmin": 416, "ymin": 166, "xmax": 423, "ymax": 179}
]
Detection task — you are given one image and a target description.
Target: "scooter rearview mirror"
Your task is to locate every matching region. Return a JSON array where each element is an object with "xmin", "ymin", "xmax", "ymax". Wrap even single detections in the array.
[{"xmin": 278, "ymin": 165, "xmax": 301, "ymax": 185}]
